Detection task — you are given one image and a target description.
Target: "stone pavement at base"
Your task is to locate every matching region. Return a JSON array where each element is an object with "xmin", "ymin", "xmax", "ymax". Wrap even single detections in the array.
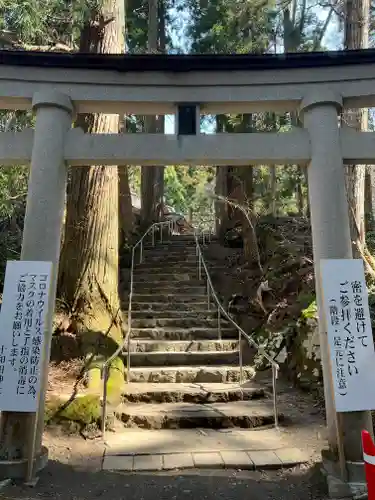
[{"xmin": 103, "ymin": 428, "xmax": 310, "ymax": 472}]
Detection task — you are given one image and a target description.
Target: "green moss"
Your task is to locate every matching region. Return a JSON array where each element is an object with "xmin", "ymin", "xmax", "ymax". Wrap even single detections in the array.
[
  {"xmin": 301, "ymin": 300, "xmax": 317, "ymax": 320},
  {"xmin": 59, "ymin": 395, "xmax": 101, "ymax": 425},
  {"xmin": 45, "ymin": 395, "xmax": 101, "ymax": 426}
]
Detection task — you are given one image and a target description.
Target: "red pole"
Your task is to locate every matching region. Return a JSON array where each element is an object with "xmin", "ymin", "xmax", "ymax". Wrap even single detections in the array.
[{"xmin": 362, "ymin": 430, "xmax": 375, "ymax": 500}]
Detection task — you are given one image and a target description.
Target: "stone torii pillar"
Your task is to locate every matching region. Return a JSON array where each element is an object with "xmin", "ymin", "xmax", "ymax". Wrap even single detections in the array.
[
  {"xmin": 300, "ymin": 90, "xmax": 373, "ymax": 472},
  {"xmin": 0, "ymin": 90, "xmax": 74, "ymax": 477}
]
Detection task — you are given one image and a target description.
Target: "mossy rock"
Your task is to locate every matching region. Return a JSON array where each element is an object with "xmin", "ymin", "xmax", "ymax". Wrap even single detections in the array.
[{"xmin": 46, "ymin": 394, "xmax": 101, "ymax": 426}]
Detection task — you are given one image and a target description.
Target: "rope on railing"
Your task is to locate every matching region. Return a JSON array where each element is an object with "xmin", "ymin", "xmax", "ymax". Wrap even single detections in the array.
[{"xmin": 193, "ymin": 229, "xmax": 279, "ymax": 429}]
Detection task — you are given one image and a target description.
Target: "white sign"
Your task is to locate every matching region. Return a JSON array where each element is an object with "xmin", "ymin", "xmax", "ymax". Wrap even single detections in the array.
[
  {"xmin": 0, "ymin": 261, "xmax": 53, "ymax": 412},
  {"xmin": 320, "ymin": 259, "xmax": 375, "ymax": 413}
]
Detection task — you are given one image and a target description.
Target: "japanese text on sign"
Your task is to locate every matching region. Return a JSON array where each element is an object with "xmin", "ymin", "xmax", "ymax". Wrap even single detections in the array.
[
  {"xmin": 0, "ymin": 261, "xmax": 52, "ymax": 412},
  {"xmin": 321, "ymin": 259, "xmax": 375, "ymax": 413}
]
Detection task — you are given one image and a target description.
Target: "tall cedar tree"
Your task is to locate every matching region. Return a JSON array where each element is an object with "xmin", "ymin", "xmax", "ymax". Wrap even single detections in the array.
[{"xmin": 58, "ymin": 0, "xmax": 125, "ymax": 396}]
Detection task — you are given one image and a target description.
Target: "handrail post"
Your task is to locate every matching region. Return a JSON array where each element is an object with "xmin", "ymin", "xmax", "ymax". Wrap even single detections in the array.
[
  {"xmin": 217, "ymin": 306, "xmax": 221, "ymax": 341},
  {"xmin": 239, "ymin": 330, "xmax": 243, "ymax": 385},
  {"xmin": 160, "ymin": 225, "xmax": 163, "ymax": 243},
  {"xmin": 127, "ymin": 330, "xmax": 131, "ymax": 385},
  {"xmin": 272, "ymin": 364, "xmax": 279, "ymax": 429},
  {"xmin": 152, "ymin": 225, "xmax": 155, "ymax": 246},
  {"xmin": 207, "ymin": 281, "xmax": 210, "ymax": 311},
  {"xmin": 101, "ymin": 368, "xmax": 109, "ymax": 440},
  {"xmin": 140, "ymin": 240, "xmax": 143, "ymax": 263},
  {"xmin": 198, "ymin": 252, "xmax": 202, "ymax": 280}
]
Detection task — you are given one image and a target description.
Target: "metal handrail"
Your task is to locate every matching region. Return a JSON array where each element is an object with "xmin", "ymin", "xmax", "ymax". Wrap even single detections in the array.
[
  {"xmin": 101, "ymin": 220, "xmax": 279, "ymax": 439},
  {"xmin": 101, "ymin": 219, "xmax": 173, "ymax": 440},
  {"xmin": 193, "ymin": 230, "xmax": 279, "ymax": 429}
]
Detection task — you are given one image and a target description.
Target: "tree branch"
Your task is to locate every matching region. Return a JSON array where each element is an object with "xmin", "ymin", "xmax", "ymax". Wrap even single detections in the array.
[
  {"xmin": 206, "ymin": 190, "xmax": 263, "ymax": 273},
  {"xmin": 313, "ymin": 5, "xmax": 335, "ymax": 49}
]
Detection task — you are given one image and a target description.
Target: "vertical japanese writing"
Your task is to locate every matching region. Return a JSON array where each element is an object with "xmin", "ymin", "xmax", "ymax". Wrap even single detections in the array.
[
  {"xmin": 340, "ymin": 280, "xmax": 359, "ymax": 378},
  {"xmin": 14, "ymin": 274, "xmax": 27, "ymax": 395},
  {"xmin": 352, "ymin": 280, "xmax": 369, "ymax": 350},
  {"xmin": 329, "ymin": 279, "xmax": 369, "ymax": 398},
  {"xmin": 329, "ymin": 298, "xmax": 347, "ymax": 396},
  {"xmin": 10, "ymin": 272, "xmax": 48, "ymax": 401},
  {"xmin": 24, "ymin": 274, "xmax": 36, "ymax": 398},
  {"xmin": 322, "ymin": 259, "xmax": 375, "ymax": 412},
  {"xmin": 0, "ymin": 262, "xmax": 52, "ymax": 412},
  {"xmin": 27, "ymin": 274, "xmax": 47, "ymax": 399},
  {"xmin": 0, "ymin": 345, "xmax": 6, "ymax": 395}
]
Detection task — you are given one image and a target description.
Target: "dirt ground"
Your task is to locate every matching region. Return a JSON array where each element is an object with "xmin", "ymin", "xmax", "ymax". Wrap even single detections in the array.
[
  {"xmin": 0, "ymin": 369, "xmax": 330, "ymax": 500},
  {"xmin": 0, "ymin": 462, "xmax": 328, "ymax": 500}
]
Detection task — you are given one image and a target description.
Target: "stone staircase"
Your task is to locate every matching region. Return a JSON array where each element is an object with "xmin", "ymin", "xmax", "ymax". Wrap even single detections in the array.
[{"xmin": 117, "ymin": 234, "xmax": 281, "ymax": 430}]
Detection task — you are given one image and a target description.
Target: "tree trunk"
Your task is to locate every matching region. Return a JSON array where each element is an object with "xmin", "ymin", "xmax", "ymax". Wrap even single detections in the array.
[
  {"xmin": 148, "ymin": 0, "xmax": 158, "ymax": 51},
  {"xmin": 154, "ymin": 115, "xmax": 165, "ymax": 219},
  {"xmin": 344, "ymin": 0, "xmax": 369, "ymax": 256},
  {"xmin": 270, "ymin": 166, "xmax": 277, "ymax": 216},
  {"xmin": 283, "ymin": 6, "xmax": 309, "ymax": 216},
  {"xmin": 239, "ymin": 166, "xmax": 259, "ymax": 266},
  {"xmin": 140, "ymin": 0, "xmax": 159, "ymax": 227},
  {"xmin": 365, "ymin": 166, "xmax": 375, "ymax": 232},
  {"xmin": 154, "ymin": 3, "xmax": 166, "ymax": 217},
  {"xmin": 296, "ymin": 167, "xmax": 304, "ymax": 216},
  {"xmin": 214, "ymin": 116, "xmax": 229, "ymax": 237},
  {"xmin": 269, "ymin": 114, "xmax": 277, "ymax": 217},
  {"xmin": 215, "ymin": 165, "xmax": 228, "ymax": 236},
  {"xmin": 58, "ymin": 0, "xmax": 124, "ymax": 398},
  {"xmin": 119, "ymin": 163, "xmax": 134, "ymax": 242},
  {"xmin": 118, "ymin": 6, "xmax": 134, "ymax": 246}
]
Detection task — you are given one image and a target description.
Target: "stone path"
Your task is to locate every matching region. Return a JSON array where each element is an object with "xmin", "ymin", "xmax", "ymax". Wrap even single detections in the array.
[{"xmin": 103, "ymin": 428, "xmax": 310, "ymax": 472}]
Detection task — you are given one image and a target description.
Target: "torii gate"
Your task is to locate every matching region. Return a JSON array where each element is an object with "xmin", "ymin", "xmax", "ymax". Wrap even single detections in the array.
[{"xmin": 0, "ymin": 48, "xmax": 375, "ymax": 482}]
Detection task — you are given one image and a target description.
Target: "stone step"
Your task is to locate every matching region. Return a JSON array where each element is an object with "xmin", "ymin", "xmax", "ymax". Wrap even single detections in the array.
[
  {"xmin": 131, "ymin": 294, "xmax": 212, "ymax": 303},
  {"xmin": 131, "ymin": 318, "xmax": 230, "ymax": 329},
  {"xmin": 134, "ymin": 286, "xmax": 207, "ymax": 296},
  {"xmin": 130, "ymin": 302, "xmax": 210, "ymax": 312},
  {"xmin": 141, "ymin": 247, "xmax": 198, "ymax": 254},
  {"xmin": 134, "ymin": 265, "xmax": 201, "ymax": 273},
  {"xmin": 130, "ymin": 327, "xmax": 236, "ymax": 341},
  {"xmin": 115, "ymin": 400, "xmax": 279, "ymax": 429},
  {"xmin": 133, "ymin": 274, "xmax": 202, "ymax": 283},
  {"xmin": 134, "ymin": 263, "xmax": 223, "ymax": 272},
  {"xmin": 141, "ymin": 255, "xmax": 198, "ymax": 262},
  {"xmin": 128, "ymin": 365, "xmax": 254, "ymax": 383},
  {"xmin": 148, "ymin": 236, "xmax": 204, "ymax": 245},
  {"xmin": 127, "ymin": 350, "xmax": 240, "ymax": 367},
  {"xmin": 138, "ymin": 259, "xmax": 199, "ymax": 267},
  {"xmin": 139, "ymin": 255, "xmax": 198, "ymax": 263},
  {"xmin": 121, "ymin": 382, "xmax": 265, "ymax": 403},
  {"xmin": 131, "ymin": 310, "xmax": 222, "ymax": 319},
  {"xmin": 128, "ymin": 339, "xmax": 239, "ymax": 353},
  {"xmin": 143, "ymin": 242, "xmax": 198, "ymax": 249}
]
